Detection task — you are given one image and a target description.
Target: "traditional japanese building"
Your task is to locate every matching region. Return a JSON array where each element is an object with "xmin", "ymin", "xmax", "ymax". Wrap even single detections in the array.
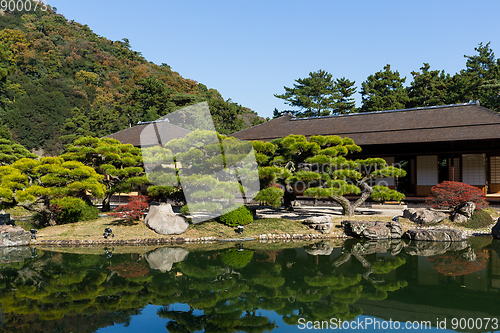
[{"xmin": 231, "ymin": 102, "xmax": 500, "ymax": 197}]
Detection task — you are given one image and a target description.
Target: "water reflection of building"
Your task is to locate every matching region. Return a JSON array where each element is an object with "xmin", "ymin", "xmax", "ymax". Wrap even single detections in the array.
[{"xmin": 333, "ymin": 243, "xmax": 500, "ymax": 332}]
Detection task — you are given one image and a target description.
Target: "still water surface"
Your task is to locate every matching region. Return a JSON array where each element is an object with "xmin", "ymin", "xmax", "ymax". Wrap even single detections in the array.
[{"xmin": 0, "ymin": 237, "xmax": 499, "ymax": 332}]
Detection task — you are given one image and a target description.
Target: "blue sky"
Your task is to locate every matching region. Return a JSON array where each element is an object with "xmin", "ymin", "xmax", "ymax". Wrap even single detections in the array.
[{"xmin": 46, "ymin": 0, "xmax": 500, "ymax": 119}]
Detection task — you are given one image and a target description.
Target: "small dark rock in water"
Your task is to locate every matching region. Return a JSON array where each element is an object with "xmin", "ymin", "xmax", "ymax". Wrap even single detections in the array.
[{"xmin": 492, "ymin": 217, "xmax": 500, "ymax": 239}]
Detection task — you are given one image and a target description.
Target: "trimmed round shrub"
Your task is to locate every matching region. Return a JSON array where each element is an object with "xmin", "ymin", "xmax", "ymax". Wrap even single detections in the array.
[
  {"xmin": 50, "ymin": 197, "xmax": 99, "ymax": 224},
  {"xmin": 462, "ymin": 209, "xmax": 494, "ymax": 229},
  {"xmin": 219, "ymin": 205, "xmax": 253, "ymax": 227}
]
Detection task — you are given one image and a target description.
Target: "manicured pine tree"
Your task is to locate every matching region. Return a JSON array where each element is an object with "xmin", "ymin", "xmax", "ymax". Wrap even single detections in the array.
[
  {"xmin": 0, "ymin": 157, "xmax": 105, "ymax": 225},
  {"xmin": 61, "ymin": 136, "xmax": 146, "ymax": 212}
]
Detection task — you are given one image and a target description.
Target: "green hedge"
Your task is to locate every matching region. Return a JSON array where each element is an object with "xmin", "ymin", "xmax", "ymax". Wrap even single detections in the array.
[
  {"xmin": 219, "ymin": 206, "xmax": 253, "ymax": 227},
  {"xmin": 51, "ymin": 197, "xmax": 99, "ymax": 224}
]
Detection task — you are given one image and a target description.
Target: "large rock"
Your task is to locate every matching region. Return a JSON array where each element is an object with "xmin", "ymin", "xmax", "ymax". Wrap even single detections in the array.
[
  {"xmin": 341, "ymin": 220, "xmax": 403, "ymax": 240},
  {"xmin": 0, "ymin": 226, "xmax": 30, "ymax": 247},
  {"xmin": 144, "ymin": 204, "xmax": 189, "ymax": 235},
  {"xmin": 145, "ymin": 247, "xmax": 189, "ymax": 272},
  {"xmin": 451, "ymin": 212, "xmax": 469, "ymax": 223},
  {"xmin": 457, "ymin": 202, "xmax": 476, "ymax": 218},
  {"xmin": 402, "ymin": 208, "xmax": 448, "ymax": 225},
  {"xmin": 304, "ymin": 240, "xmax": 334, "ymax": 256},
  {"xmin": 402, "ymin": 228, "xmax": 467, "ymax": 242},
  {"xmin": 492, "ymin": 217, "xmax": 500, "ymax": 239},
  {"xmin": 451, "ymin": 202, "xmax": 476, "ymax": 223},
  {"xmin": 303, "ymin": 215, "xmax": 333, "ymax": 234}
]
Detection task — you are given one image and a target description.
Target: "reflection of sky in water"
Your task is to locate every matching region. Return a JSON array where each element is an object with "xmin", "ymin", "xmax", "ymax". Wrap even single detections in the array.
[
  {"xmin": 96, "ymin": 305, "xmax": 165, "ymax": 333},
  {"xmin": 96, "ymin": 306, "xmax": 488, "ymax": 333}
]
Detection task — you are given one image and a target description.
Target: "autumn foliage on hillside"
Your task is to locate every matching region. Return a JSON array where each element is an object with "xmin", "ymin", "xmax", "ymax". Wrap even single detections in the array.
[
  {"xmin": 425, "ymin": 181, "xmax": 488, "ymax": 210},
  {"xmin": 0, "ymin": 4, "xmax": 261, "ymax": 154}
]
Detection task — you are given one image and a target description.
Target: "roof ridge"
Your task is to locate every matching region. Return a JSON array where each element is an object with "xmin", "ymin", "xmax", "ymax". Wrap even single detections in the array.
[
  {"xmin": 230, "ymin": 114, "xmax": 293, "ymax": 136},
  {"xmin": 290, "ymin": 102, "xmax": 480, "ymax": 121},
  {"xmin": 103, "ymin": 123, "xmax": 146, "ymax": 139}
]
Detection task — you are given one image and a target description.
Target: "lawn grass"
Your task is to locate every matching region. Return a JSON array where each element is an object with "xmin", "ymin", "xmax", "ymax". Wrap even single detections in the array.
[
  {"xmin": 26, "ymin": 206, "xmax": 500, "ymax": 245},
  {"xmin": 32, "ymin": 216, "xmax": 329, "ymax": 243}
]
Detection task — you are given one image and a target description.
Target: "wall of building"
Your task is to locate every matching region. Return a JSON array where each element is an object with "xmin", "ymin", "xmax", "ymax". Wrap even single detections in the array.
[{"xmin": 416, "ymin": 155, "xmax": 438, "ymax": 196}]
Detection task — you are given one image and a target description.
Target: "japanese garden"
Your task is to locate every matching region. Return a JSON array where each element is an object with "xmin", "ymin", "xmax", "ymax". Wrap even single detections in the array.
[{"xmin": 1, "ymin": 2, "xmax": 500, "ymax": 332}]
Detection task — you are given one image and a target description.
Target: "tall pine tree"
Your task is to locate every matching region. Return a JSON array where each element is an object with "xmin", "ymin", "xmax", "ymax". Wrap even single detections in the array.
[
  {"xmin": 360, "ymin": 64, "xmax": 409, "ymax": 112},
  {"xmin": 274, "ymin": 70, "xmax": 339, "ymax": 117},
  {"xmin": 332, "ymin": 77, "xmax": 357, "ymax": 114},
  {"xmin": 407, "ymin": 63, "xmax": 451, "ymax": 108}
]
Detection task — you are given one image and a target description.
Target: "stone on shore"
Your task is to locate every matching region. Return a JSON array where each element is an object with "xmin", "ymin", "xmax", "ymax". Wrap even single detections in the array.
[
  {"xmin": 402, "ymin": 228, "xmax": 467, "ymax": 242},
  {"xmin": 144, "ymin": 203, "xmax": 189, "ymax": 235},
  {"xmin": 451, "ymin": 202, "xmax": 476, "ymax": 223},
  {"xmin": 492, "ymin": 217, "xmax": 500, "ymax": 239},
  {"xmin": 302, "ymin": 216, "xmax": 333, "ymax": 234},
  {"xmin": 0, "ymin": 225, "xmax": 31, "ymax": 247},
  {"xmin": 341, "ymin": 220, "xmax": 403, "ymax": 240},
  {"xmin": 402, "ymin": 208, "xmax": 448, "ymax": 225}
]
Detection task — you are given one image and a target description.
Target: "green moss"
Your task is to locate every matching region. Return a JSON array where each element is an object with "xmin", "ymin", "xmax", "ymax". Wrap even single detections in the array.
[{"xmin": 462, "ymin": 209, "xmax": 494, "ymax": 229}]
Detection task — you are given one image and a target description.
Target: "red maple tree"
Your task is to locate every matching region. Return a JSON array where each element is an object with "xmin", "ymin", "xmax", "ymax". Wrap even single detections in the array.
[
  {"xmin": 425, "ymin": 181, "xmax": 488, "ymax": 210},
  {"xmin": 108, "ymin": 195, "xmax": 149, "ymax": 222}
]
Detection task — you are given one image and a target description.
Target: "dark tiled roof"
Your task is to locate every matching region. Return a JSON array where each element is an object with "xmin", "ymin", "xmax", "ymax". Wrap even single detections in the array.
[
  {"xmin": 231, "ymin": 103, "xmax": 500, "ymax": 145},
  {"xmin": 105, "ymin": 121, "xmax": 191, "ymax": 147}
]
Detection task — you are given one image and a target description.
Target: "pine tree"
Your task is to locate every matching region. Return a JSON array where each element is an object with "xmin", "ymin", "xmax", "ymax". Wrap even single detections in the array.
[
  {"xmin": 0, "ymin": 157, "xmax": 105, "ymax": 225},
  {"xmin": 61, "ymin": 136, "xmax": 146, "ymax": 212},
  {"xmin": 360, "ymin": 64, "xmax": 409, "ymax": 112},
  {"xmin": 274, "ymin": 70, "xmax": 340, "ymax": 117},
  {"xmin": 332, "ymin": 77, "xmax": 357, "ymax": 114},
  {"xmin": 407, "ymin": 63, "xmax": 451, "ymax": 108}
]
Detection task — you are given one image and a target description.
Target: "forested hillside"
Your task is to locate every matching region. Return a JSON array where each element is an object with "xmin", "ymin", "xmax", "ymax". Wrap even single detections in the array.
[{"xmin": 0, "ymin": 3, "xmax": 263, "ymax": 154}]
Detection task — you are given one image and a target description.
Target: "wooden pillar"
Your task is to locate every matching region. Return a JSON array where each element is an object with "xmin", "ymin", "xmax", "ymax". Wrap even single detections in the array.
[{"xmin": 450, "ymin": 153, "xmax": 455, "ymax": 181}]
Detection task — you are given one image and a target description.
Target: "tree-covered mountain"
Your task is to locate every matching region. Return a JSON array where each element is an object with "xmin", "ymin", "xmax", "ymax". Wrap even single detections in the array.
[{"xmin": 0, "ymin": 4, "xmax": 263, "ymax": 155}]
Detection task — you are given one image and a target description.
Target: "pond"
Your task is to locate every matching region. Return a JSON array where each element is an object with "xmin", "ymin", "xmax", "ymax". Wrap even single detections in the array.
[{"xmin": 0, "ymin": 237, "xmax": 499, "ymax": 332}]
